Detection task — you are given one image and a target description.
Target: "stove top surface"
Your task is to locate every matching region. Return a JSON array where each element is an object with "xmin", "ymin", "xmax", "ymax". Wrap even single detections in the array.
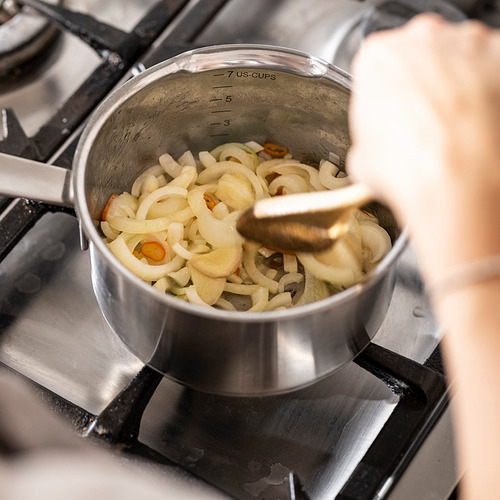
[
  {"xmin": 0, "ymin": 208, "xmax": 448, "ymax": 498},
  {"xmin": 3, "ymin": 0, "xmax": 495, "ymax": 497}
]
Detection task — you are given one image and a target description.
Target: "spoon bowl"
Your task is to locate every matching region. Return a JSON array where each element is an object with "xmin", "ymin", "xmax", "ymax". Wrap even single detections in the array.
[{"xmin": 236, "ymin": 184, "xmax": 373, "ymax": 253}]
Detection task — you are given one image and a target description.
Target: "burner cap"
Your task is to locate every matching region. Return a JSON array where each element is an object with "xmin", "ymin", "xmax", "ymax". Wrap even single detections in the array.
[{"xmin": 0, "ymin": 0, "xmax": 62, "ymax": 78}]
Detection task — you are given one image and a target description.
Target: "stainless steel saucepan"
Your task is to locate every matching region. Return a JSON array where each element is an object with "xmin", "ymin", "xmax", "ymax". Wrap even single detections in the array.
[{"xmin": 0, "ymin": 45, "xmax": 406, "ymax": 395}]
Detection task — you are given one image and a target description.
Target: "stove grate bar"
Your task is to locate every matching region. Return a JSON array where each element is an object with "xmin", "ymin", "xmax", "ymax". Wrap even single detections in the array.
[
  {"xmin": 74, "ymin": 343, "xmax": 448, "ymax": 500},
  {"xmin": 140, "ymin": 0, "xmax": 231, "ymax": 69},
  {"xmin": 0, "ymin": 199, "xmax": 50, "ymax": 262},
  {"xmin": 0, "ymin": 0, "xmax": 198, "ymax": 262},
  {"xmin": 0, "ymin": 0, "xmax": 233, "ymax": 263},
  {"xmin": 0, "ymin": 108, "xmax": 40, "ymax": 159},
  {"xmin": 83, "ymin": 365, "xmax": 163, "ymax": 446},
  {"xmin": 18, "ymin": 0, "xmax": 133, "ymax": 59},
  {"xmin": 81, "ymin": 363, "xmax": 314, "ymax": 499},
  {"xmin": 31, "ymin": 0, "xmax": 189, "ymax": 161},
  {"xmin": 82, "ymin": 364, "xmax": 182, "ymax": 467},
  {"xmin": 338, "ymin": 343, "xmax": 448, "ymax": 500}
]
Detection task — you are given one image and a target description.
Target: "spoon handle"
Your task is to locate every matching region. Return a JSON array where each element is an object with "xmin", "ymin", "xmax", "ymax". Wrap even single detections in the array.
[{"xmin": 251, "ymin": 183, "xmax": 373, "ymax": 219}]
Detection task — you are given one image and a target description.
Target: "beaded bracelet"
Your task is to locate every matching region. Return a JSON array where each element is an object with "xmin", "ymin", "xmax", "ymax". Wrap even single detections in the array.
[{"xmin": 427, "ymin": 254, "xmax": 500, "ymax": 302}]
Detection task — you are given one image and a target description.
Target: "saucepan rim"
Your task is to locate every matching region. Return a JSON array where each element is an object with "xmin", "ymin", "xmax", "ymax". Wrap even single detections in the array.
[{"xmin": 73, "ymin": 43, "xmax": 407, "ymax": 323}]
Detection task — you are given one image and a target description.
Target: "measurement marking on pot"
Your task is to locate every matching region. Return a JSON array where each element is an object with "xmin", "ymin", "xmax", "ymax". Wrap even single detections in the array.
[{"xmin": 210, "ymin": 76, "xmax": 234, "ymax": 137}]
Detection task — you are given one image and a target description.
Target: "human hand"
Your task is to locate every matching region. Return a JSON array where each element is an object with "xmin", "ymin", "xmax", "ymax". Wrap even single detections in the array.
[{"xmin": 347, "ymin": 14, "xmax": 500, "ymax": 281}]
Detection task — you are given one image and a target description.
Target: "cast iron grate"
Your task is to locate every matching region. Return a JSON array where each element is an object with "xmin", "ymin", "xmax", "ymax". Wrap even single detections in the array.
[
  {"xmin": 0, "ymin": 0, "xmax": 229, "ymax": 262},
  {"xmin": 17, "ymin": 342, "xmax": 444, "ymax": 500}
]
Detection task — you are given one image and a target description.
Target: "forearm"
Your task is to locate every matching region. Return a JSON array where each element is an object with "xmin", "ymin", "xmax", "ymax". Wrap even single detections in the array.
[
  {"xmin": 434, "ymin": 279, "xmax": 500, "ymax": 499},
  {"xmin": 411, "ymin": 156, "xmax": 500, "ymax": 500}
]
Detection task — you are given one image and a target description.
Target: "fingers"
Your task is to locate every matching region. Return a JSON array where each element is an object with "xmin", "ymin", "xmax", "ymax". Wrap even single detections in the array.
[
  {"xmin": 347, "ymin": 14, "xmax": 500, "ymax": 279},
  {"xmin": 348, "ymin": 13, "xmax": 500, "ymax": 198},
  {"xmin": 351, "ymin": 13, "xmax": 444, "ymax": 76}
]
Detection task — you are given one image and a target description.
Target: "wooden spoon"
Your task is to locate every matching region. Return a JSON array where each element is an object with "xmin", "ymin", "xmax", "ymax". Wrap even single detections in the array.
[{"xmin": 236, "ymin": 184, "xmax": 373, "ymax": 253}]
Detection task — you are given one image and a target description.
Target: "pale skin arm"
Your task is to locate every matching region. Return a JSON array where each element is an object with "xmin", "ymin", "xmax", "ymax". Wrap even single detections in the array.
[{"xmin": 347, "ymin": 14, "xmax": 500, "ymax": 500}]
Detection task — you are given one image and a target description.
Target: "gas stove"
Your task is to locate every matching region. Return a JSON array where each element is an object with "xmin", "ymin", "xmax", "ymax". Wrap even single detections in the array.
[{"xmin": 2, "ymin": 0, "xmax": 499, "ymax": 498}]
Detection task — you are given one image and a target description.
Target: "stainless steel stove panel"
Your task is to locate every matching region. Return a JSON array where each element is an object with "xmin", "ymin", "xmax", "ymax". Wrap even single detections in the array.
[
  {"xmin": 196, "ymin": 0, "xmax": 368, "ymax": 73},
  {"xmin": 0, "ymin": 212, "xmax": 143, "ymax": 414}
]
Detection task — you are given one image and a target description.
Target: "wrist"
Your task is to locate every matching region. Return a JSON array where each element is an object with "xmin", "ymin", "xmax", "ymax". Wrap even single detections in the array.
[
  {"xmin": 405, "ymin": 175, "xmax": 500, "ymax": 288},
  {"xmin": 425, "ymin": 254, "xmax": 500, "ymax": 304}
]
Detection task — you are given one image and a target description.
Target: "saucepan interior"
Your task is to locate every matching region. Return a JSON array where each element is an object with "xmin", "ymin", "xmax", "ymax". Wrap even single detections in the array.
[{"xmin": 74, "ymin": 45, "xmax": 405, "ymax": 395}]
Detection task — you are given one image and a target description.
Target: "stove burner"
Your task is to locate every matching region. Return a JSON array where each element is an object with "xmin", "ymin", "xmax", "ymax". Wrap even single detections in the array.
[{"xmin": 0, "ymin": 0, "xmax": 61, "ymax": 78}]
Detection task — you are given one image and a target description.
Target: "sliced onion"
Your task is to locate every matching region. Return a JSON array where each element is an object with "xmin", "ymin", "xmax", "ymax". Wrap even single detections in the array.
[
  {"xmin": 105, "ymin": 192, "xmax": 138, "ymax": 220},
  {"xmin": 172, "ymin": 242, "xmax": 196, "ymax": 260},
  {"xmin": 167, "ymin": 222, "xmax": 184, "ymax": 246},
  {"xmin": 187, "ymin": 185, "xmax": 243, "ymax": 248},
  {"xmin": 135, "ymin": 186, "xmax": 187, "ymax": 220},
  {"xmin": 360, "ymin": 220, "xmax": 392, "ymax": 264},
  {"xmin": 215, "ymin": 172, "xmax": 255, "ymax": 210},
  {"xmin": 297, "ymin": 252, "xmax": 360, "ymax": 290},
  {"xmin": 248, "ymin": 286, "xmax": 269, "ymax": 312},
  {"xmin": 100, "ymin": 221, "xmax": 119, "ymax": 241},
  {"xmin": 178, "ymin": 150, "xmax": 196, "ymax": 167},
  {"xmin": 278, "ymin": 272, "xmax": 304, "ymax": 293},
  {"xmin": 185, "ymin": 285, "xmax": 210, "ymax": 306},
  {"xmin": 318, "ymin": 160, "xmax": 350, "ymax": 190},
  {"xmin": 223, "ymin": 282, "xmax": 261, "ymax": 295},
  {"xmin": 109, "ymin": 237, "xmax": 185, "ymax": 281},
  {"xmin": 199, "ymin": 151, "xmax": 217, "ymax": 168},
  {"xmin": 256, "ymin": 160, "xmax": 322, "ymax": 191},
  {"xmin": 243, "ymin": 243, "xmax": 279, "ymax": 294},
  {"xmin": 168, "ymin": 266, "xmax": 191, "ymax": 286},
  {"xmin": 227, "ymin": 273, "xmax": 243, "ymax": 284},
  {"xmin": 159, "ymin": 153, "xmax": 184, "ymax": 178},
  {"xmin": 141, "ymin": 174, "xmax": 160, "ymax": 194},
  {"xmin": 264, "ymin": 292, "xmax": 293, "ymax": 311},
  {"xmin": 102, "ymin": 144, "xmax": 393, "ymax": 311},
  {"xmin": 268, "ymin": 173, "xmax": 309, "ymax": 195},
  {"xmin": 283, "ymin": 253, "xmax": 298, "ymax": 273},
  {"xmin": 196, "ymin": 161, "xmax": 266, "ymax": 199},
  {"xmin": 315, "ymin": 238, "xmax": 363, "ymax": 276},
  {"xmin": 211, "ymin": 201, "xmax": 230, "ymax": 219},
  {"xmin": 170, "ymin": 206, "xmax": 195, "ymax": 224},
  {"xmin": 131, "ymin": 164, "xmax": 164, "ymax": 197},
  {"xmin": 108, "ymin": 216, "xmax": 171, "ymax": 234},
  {"xmin": 168, "ymin": 166, "xmax": 197, "ymax": 189},
  {"xmin": 271, "ymin": 164, "xmax": 323, "ymax": 191},
  {"xmin": 265, "ymin": 268, "xmax": 278, "ymax": 280},
  {"xmin": 244, "ymin": 140, "xmax": 264, "ymax": 153},
  {"xmin": 215, "ymin": 297, "xmax": 237, "ymax": 311},
  {"xmin": 152, "ymin": 277, "xmax": 171, "ymax": 293},
  {"xmin": 255, "ymin": 158, "xmax": 300, "ymax": 179},
  {"xmin": 210, "ymin": 142, "xmax": 259, "ymax": 169},
  {"xmin": 146, "ymin": 198, "xmax": 188, "ymax": 219}
]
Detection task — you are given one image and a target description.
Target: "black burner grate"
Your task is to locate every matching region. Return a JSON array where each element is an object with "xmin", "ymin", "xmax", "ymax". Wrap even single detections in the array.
[
  {"xmin": 0, "ymin": 0, "xmax": 230, "ymax": 263},
  {"xmin": 45, "ymin": 342, "xmax": 446, "ymax": 500}
]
